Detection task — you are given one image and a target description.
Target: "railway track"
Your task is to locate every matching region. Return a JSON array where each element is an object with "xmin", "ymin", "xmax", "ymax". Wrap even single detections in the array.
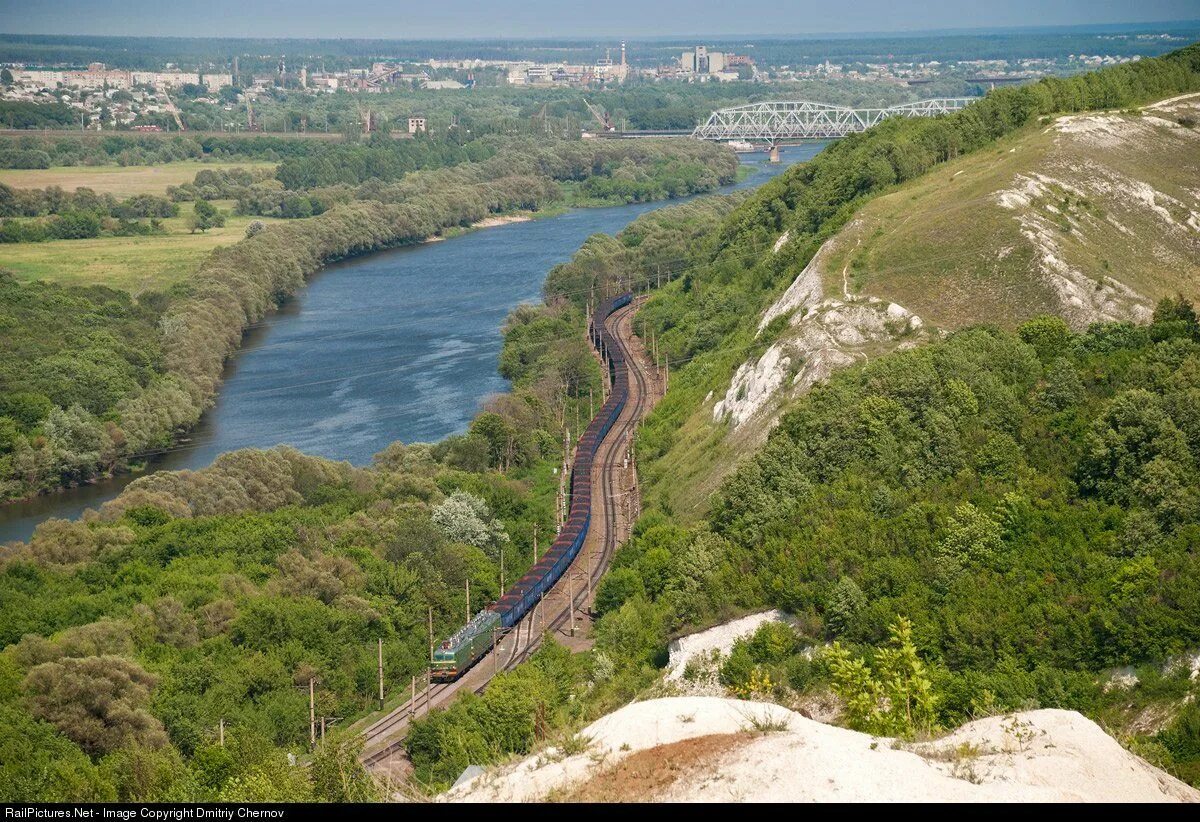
[{"xmin": 359, "ymin": 298, "xmax": 655, "ymax": 769}]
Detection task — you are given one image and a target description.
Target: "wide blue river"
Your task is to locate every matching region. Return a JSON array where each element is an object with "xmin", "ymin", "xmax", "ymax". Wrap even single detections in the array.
[{"xmin": 0, "ymin": 145, "xmax": 824, "ymax": 543}]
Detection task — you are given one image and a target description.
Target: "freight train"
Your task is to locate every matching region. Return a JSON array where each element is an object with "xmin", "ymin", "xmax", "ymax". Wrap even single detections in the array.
[{"xmin": 431, "ymin": 292, "xmax": 633, "ymax": 682}]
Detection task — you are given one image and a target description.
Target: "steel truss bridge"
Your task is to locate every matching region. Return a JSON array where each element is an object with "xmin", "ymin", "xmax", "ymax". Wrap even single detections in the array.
[{"xmin": 691, "ymin": 98, "xmax": 976, "ymax": 142}]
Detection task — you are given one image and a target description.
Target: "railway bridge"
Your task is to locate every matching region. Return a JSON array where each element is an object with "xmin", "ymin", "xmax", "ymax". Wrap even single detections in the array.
[{"xmin": 691, "ymin": 97, "xmax": 976, "ymax": 147}]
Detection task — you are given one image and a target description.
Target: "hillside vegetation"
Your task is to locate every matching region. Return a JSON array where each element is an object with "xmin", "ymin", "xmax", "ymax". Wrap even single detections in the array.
[
  {"xmin": 621, "ymin": 42, "xmax": 1200, "ymax": 519},
  {"xmin": 691, "ymin": 96, "xmax": 1200, "ymax": 513},
  {"xmin": 820, "ymin": 94, "xmax": 1200, "ymax": 331},
  {"xmin": 403, "ymin": 305, "xmax": 1200, "ymax": 793}
]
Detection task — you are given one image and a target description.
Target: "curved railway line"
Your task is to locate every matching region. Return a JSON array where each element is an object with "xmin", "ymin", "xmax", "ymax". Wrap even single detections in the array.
[{"xmin": 359, "ymin": 296, "xmax": 656, "ymax": 770}]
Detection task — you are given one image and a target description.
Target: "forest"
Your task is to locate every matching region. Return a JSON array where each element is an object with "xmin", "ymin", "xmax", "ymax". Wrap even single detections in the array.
[
  {"xmin": 0, "ymin": 101, "xmax": 78, "ymax": 131},
  {"xmin": 0, "ymin": 443, "xmax": 564, "ymax": 800},
  {"xmin": 0, "ymin": 131, "xmax": 483, "ymax": 170}
]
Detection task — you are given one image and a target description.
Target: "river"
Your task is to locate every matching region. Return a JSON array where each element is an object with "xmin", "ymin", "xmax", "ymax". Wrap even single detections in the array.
[{"xmin": 0, "ymin": 144, "xmax": 825, "ymax": 544}]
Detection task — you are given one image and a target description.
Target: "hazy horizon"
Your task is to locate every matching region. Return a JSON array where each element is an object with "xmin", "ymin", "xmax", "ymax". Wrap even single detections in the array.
[{"xmin": 1, "ymin": 0, "xmax": 1197, "ymax": 40}]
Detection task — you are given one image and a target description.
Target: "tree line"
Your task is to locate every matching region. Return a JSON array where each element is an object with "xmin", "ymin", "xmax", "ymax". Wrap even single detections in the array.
[
  {"xmin": 0, "ymin": 132, "xmax": 349, "ymax": 170},
  {"xmin": 0, "ymin": 182, "xmax": 178, "ymax": 242}
]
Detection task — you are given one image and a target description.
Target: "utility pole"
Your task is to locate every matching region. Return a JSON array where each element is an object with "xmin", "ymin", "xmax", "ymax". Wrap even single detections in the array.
[
  {"xmin": 410, "ymin": 676, "xmax": 416, "ymax": 717},
  {"xmin": 466, "ymin": 579, "xmax": 471, "ymax": 623},
  {"xmin": 309, "ymin": 678, "xmax": 316, "ymax": 748},
  {"xmin": 428, "ymin": 607, "xmax": 434, "ymax": 664},
  {"xmin": 558, "ymin": 431, "xmax": 568, "ymax": 533},
  {"xmin": 499, "ymin": 546, "xmax": 505, "ymax": 595},
  {"xmin": 533, "ymin": 521, "xmax": 539, "ymax": 563},
  {"xmin": 377, "ymin": 638, "xmax": 384, "ymax": 710},
  {"xmin": 568, "ymin": 572, "xmax": 576, "ymax": 637}
]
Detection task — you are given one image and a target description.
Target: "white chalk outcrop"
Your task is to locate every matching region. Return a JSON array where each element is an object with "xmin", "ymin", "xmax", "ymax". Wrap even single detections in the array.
[
  {"xmin": 445, "ymin": 697, "xmax": 1198, "ymax": 803},
  {"xmin": 714, "ymin": 234, "xmax": 928, "ymax": 433},
  {"xmin": 663, "ymin": 610, "xmax": 798, "ymax": 696},
  {"xmin": 991, "ymin": 161, "xmax": 1200, "ymax": 328}
]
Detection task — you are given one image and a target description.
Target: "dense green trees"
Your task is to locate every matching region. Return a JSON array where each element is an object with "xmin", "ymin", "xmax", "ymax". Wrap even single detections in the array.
[
  {"xmin": 185, "ymin": 198, "xmax": 225, "ymax": 233},
  {"xmin": 0, "ymin": 133, "xmax": 325, "ymax": 169},
  {"xmin": 23, "ymin": 655, "xmax": 167, "ymax": 755},
  {"xmin": 0, "ymin": 182, "xmax": 177, "ymax": 242},
  {"xmin": 585, "ymin": 303, "xmax": 1200, "ymax": 774},
  {"xmin": 274, "ymin": 135, "xmax": 493, "ymax": 190},
  {"xmin": 0, "ymin": 274, "xmax": 163, "ymax": 498},
  {"xmin": 0, "ymin": 102, "xmax": 77, "ymax": 132},
  {"xmin": 0, "ymin": 432, "xmax": 564, "ymax": 799}
]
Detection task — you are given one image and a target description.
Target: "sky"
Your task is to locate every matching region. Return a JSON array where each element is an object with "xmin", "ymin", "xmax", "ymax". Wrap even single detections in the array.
[{"xmin": 0, "ymin": 0, "xmax": 1197, "ymax": 39}]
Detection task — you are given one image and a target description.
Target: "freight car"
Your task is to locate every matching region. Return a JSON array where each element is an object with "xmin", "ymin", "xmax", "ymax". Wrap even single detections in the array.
[{"xmin": 431, "ymin": 293, "xmax": 633, "ymax": 682}]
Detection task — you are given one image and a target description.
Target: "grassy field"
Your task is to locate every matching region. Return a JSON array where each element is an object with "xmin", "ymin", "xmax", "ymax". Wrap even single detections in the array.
[
  {"xmin": 1, "ymin": 201, "xmax": 280, "ymax": 292},
  {"xmin": 0, "ymin": 160, "xmax": 276, "ymax": 197}
]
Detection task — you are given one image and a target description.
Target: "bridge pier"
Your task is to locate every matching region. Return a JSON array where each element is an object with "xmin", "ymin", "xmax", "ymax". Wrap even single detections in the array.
[{"xmin": 768, "ymin": 143, "xmax": 781, "ymax": 164}]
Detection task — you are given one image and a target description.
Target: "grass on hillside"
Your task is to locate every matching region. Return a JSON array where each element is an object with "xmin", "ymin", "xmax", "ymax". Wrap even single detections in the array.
[
  {"xmin": 1, "ymin": 200, "xmax": 280, "ymax": 292},
  {"xmin": 819, "ymin": 107, "xmax": 1200, "ymax": 330},
  {"xmin": 0, "ymin": 160, "xmax": 276, "ymax": 197}
]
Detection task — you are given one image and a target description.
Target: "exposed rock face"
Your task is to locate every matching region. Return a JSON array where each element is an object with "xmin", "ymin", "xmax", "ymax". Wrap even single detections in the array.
[
  {"xmin": 714, "ymin": 234, "xmax": 929, "ymax": 433},
  {"xmin": 992, "ymin": 164, "xmax": 1180, "ymax": 328},
  {"xmin": 664, "ymin": 610, "xmax": 797, "ymax": 695}
]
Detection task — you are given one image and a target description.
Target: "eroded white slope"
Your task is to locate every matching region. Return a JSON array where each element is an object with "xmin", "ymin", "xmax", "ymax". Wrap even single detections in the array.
[{"xmin": 445, "ymin": 697, "xmax": 1199, "ymax": 803}]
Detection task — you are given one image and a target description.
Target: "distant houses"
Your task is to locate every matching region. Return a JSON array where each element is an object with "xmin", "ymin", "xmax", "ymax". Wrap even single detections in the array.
[{"xmin": 10, "ymin": 63, "xmax": 232, "ymax": 92}]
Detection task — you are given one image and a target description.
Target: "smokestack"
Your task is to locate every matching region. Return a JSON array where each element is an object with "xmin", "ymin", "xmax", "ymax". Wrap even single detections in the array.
[{"xmin": 621, "ymin": 41, "xmax": 626, "ymax": 67}]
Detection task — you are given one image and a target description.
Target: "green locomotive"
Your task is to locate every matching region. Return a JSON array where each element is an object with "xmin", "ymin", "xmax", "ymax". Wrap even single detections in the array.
[{"xmin": 432, "ymin": 610, "xmax": 502, "ymax": 681}]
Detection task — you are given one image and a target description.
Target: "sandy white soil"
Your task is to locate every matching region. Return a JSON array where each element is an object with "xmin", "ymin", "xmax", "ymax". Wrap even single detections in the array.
[
  {"xmin": 445, "ymin": 697, "xmax": 1199, "ymax": 803},
  {"xmin": 472, "ymin": 214, "xmax": 533, "ymax": 228}
]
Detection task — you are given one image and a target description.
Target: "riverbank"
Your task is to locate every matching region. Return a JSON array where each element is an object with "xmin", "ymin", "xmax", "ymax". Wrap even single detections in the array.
[{"xmin": 0, "ymin": 138, "xmax": 739, "ymax": 516}]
